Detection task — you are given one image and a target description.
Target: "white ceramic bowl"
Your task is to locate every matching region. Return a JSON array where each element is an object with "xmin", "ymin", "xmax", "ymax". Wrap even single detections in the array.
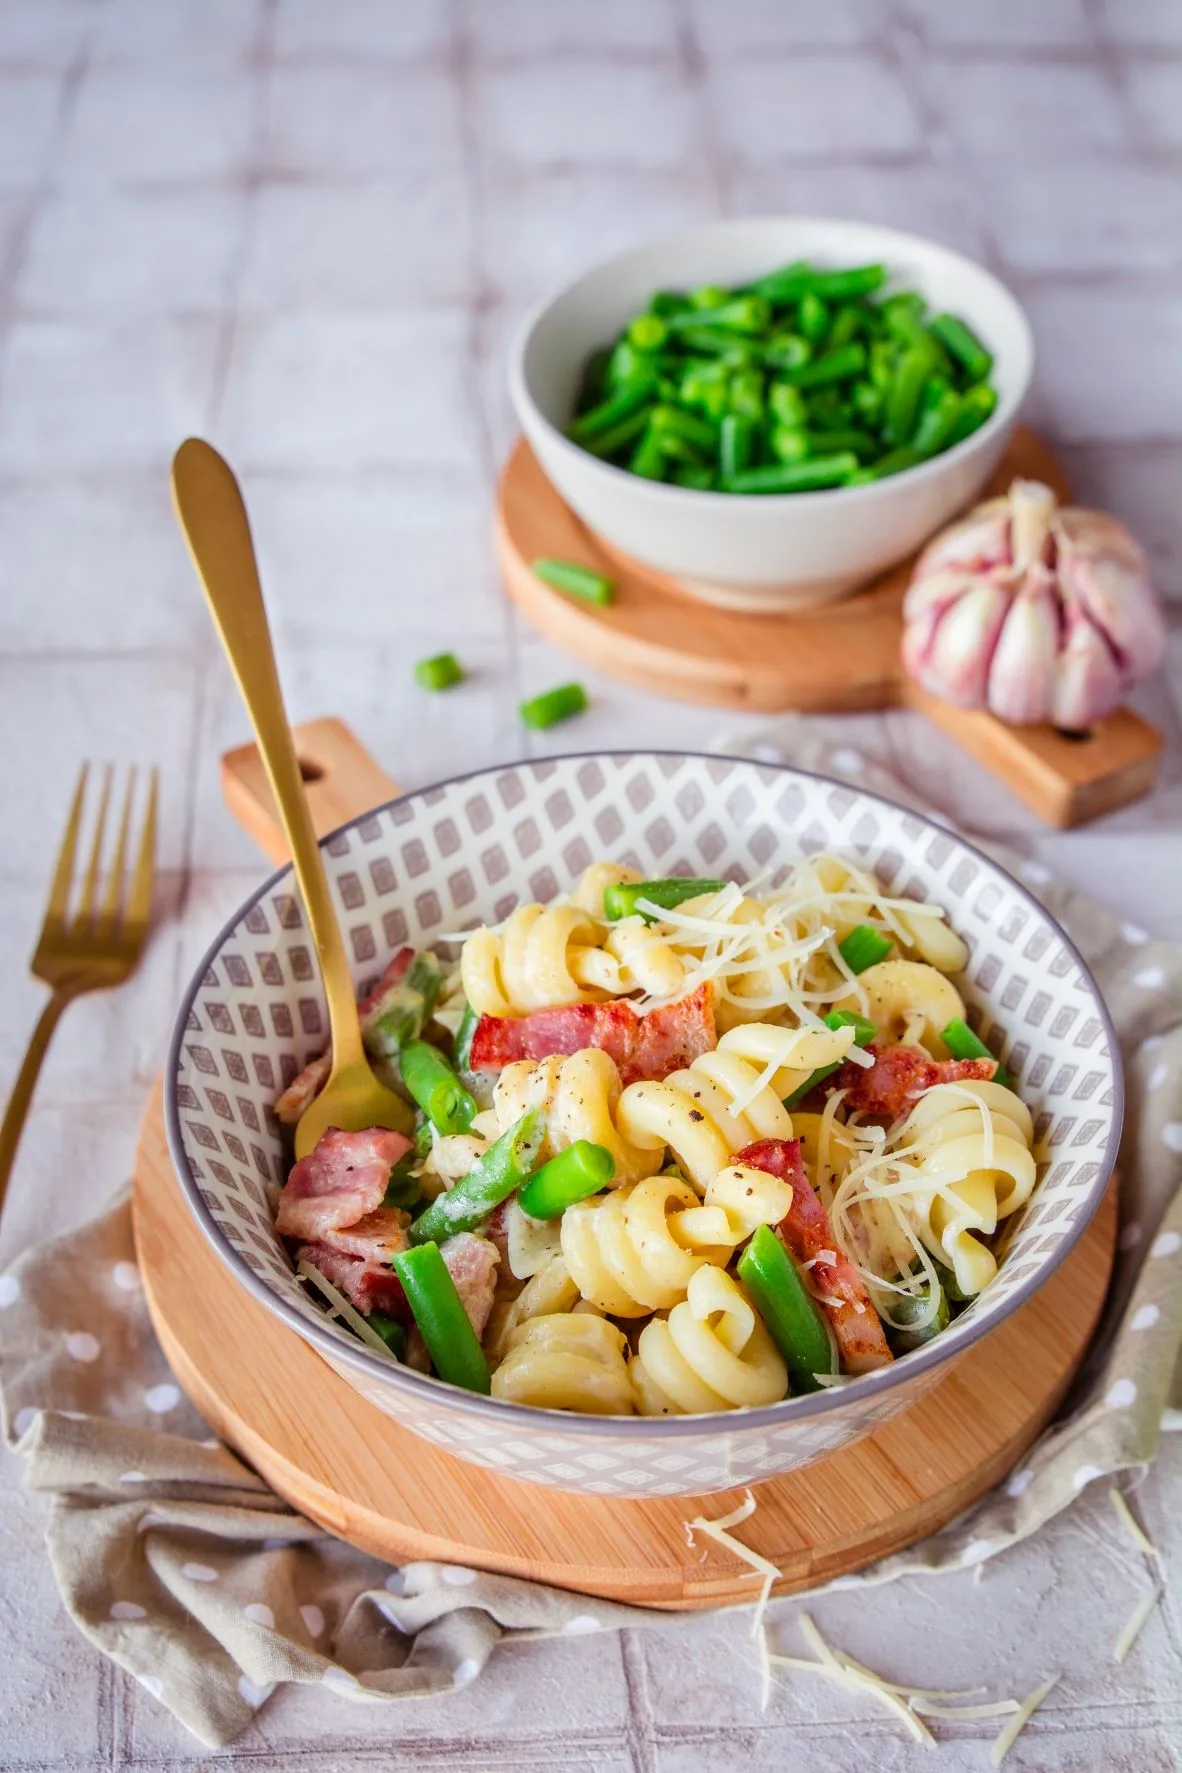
[
  {"xmin": 166, "ymin": 753, "xmax": 1120, "ymax": 1498},
  {"xmin": 509, "ymin": 217, "xmax": 1034, "ymax": 612}
]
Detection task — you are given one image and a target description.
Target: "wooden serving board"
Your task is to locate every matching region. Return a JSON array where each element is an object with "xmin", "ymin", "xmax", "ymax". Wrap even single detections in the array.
[
  {"xmin": 131, "ymin": 719, "xmax": 1118, "ymax": 1609},
  {"xmin": 495, "ymin": 428, "xmax": 1162, "ymax": 829}
]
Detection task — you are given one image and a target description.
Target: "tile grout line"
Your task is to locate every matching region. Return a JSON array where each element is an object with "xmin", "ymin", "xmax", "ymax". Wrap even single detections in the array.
[{"xmin": 620, "ymin": 1628, "xmax": 658, "ymax": 1773}]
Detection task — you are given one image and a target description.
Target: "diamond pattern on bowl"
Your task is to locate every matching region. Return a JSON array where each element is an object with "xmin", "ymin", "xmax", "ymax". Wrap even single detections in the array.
[{"xmin": 168, "ymin": 754, "xmax": 1120, "ymax": 1498}]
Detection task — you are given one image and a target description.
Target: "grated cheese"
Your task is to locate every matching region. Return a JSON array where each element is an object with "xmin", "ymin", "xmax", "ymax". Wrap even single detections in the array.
[
  {"xmin": 1108, "ymin": 1485, "xmax": 1160, "ymax": 1564},
  {"xmin": 988, "ymin": 1675, "xmax": 1059, "ymax": 1767},
  {"xmin": 1113, "ymin": 1583, "xmax": 1165, "ymax": 1664},
  {"xmin": 683, "ymin": 1489, "xmax": 780, "ymax": 1643},
  {"xmin": 297, "ymin": 1261, "xmax": 402, "ymax": 1363},
  {"xmin": 790, "ymin": 1615, "xmax": 936, "ymax": 1747},
  {"xmin": 911, "ymin": 1698, "xmax": 1020, "ymax": 1721}
]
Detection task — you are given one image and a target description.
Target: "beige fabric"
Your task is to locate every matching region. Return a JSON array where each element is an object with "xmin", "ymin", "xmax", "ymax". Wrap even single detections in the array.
[{"xmin": 1, "ymin": 722, "xmax": 1178, "ymax": 1746}]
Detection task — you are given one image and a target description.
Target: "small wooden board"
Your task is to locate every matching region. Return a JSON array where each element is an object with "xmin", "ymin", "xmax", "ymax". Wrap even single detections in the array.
[
  {"xmin": 495, "ymin": 429, "xmax": 1162, "ymax": 828},
  {"xmin": 132, "ymin": 718, "xmax": 1118, "ymax": 1609}
]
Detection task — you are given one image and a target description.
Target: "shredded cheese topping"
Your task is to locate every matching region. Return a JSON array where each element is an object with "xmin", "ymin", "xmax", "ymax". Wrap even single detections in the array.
[
  {"xmin": 297, "ymin": 1260, "xmax": 401, "ymax": 1363},
  {"xmin": 988, "ymin": 1675, "xmax": 1059, "ymax": 1767}
]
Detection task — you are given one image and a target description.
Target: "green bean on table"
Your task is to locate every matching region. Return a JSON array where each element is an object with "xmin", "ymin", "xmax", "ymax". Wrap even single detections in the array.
[{"xmin": 566, "ymin": 258, "xmax": 999, "ymax": 492}]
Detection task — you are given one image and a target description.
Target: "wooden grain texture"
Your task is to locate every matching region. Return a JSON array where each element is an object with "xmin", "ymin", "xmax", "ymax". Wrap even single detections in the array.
[
  {"xmin": 221, "ymin": 715, "xmax": 401, "ymax": 865},
  {"xmin": 495, "ymin": 428, "xmax": 1161, "ymax": 826},
  {"xmin": 133, "ymin": 1092, "xmax": 1116, "ymax": 1608}
]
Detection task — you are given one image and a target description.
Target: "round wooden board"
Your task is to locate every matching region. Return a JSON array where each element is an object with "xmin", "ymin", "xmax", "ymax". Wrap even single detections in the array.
[
  {"xmin": 494, "ymin": 427, "xmax": 1069, "ymax": 715},
  {"xmin": 133, "ymin": 1085, "xmax": 1117, "ymax": 1611}
]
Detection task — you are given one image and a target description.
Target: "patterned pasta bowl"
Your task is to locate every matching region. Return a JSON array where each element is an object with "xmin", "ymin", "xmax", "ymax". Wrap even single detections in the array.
[{"xmin": 166, "ymin": 753, "xmax": 1121, "ymax": 1498}]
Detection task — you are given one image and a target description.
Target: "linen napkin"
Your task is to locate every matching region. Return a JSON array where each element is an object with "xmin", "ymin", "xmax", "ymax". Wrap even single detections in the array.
[{"xmin": 1, "ymin": 723, "xmax": 1178, "ymax": 1748}]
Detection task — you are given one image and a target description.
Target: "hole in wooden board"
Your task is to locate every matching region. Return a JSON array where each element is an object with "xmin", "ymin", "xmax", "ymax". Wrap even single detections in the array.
[
  {"xmin": 297, "ymin": 757, "xmax": 325, "ymax": 783},
  {"xmin": 1052, "ymin": 727, "xmax": 1096, "ymax": 744}
]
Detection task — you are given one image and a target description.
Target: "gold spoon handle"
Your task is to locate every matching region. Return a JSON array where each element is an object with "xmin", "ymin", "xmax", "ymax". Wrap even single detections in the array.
[{"xmin": 171, "ymin": 438, "xmax": 364, "ymax": 1073}]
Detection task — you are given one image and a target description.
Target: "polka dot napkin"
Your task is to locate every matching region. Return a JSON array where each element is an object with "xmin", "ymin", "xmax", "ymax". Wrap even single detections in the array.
[{"xmin": 0, "ymin": 724, "xmax": 1178, "ymax": 1748}]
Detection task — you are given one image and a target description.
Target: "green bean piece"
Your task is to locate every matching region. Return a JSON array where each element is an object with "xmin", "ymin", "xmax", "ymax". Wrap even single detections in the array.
[
  {"xmin": 606, "ymin": 338, "xmax": 659, "ymax": 393},
  {"xmin": 650, "ymin": 403, "xmax": 720, "ymax": 454},
  {"xmin": 677, "ymin": 326, "xmax": 755, "ymax": 361},
  {"xmin": 628, "ymin": 313, "xmax": 668, "ymax": 352},
  {"xmin": 414, "ymin": 1119, "xmax": 433, "ymax": 1159},
  {"xmin": 879, "ymin": 289, "xmax": 926, "ymax": 326},
  {"xmin": 649, "ymin": 289, "xmax": 689, "ymax": 318},
  {"xmin": 929, "ymin": 312, "xmax": 994, "ymax": 382},
  {"xmin": 367, "ymin": 1312, "xmax": 407, "ymax": 1359},
  {"xmin": 770, "ymin": 425, "xmax": 809, "ymax": 465},
  {"xmin": 575, "ymin": 346, "xmax": 611, "ymax": 415},
  {"xmin": 838, "ymin": 923, "xmax": 893, "ymax": 973},
  {"xmin": 414, "ymin": 652, "xmax": 463, "ymax": 692},
  {"xmin": 846, "ymin": 445, "xmax": 923, "ymax": 484},
  {"xmin": 629, "ymin": 423, "xmax": 667, "ymax": 481},
  {"xmin": 722, "ymin": 452, "xmax": 860, "ymax": 495},
  {"xmin": 912, "ymin": 389, "xmax": 964, "ymax": 459},
  {"xmin": 753, "ymin": 258, "xmax": 814, "ymax": 304},
  {"xmin": 798, "ymin": 291, "xmax": 830, "ymax": 344},
  {"xmin": 410, "ymin": 1109, "xmax": 546, "ymax": 1246},
  {"xmin": 673, "ymin": 464, "xmax": 717, "ymax": 489},
  {"xmin": 885, "ymin": 345, "xmax": 934, "ymax": 445},
  {"xmin": 761, "ymin": 332, "xmax": 812, "ymax": 372},
  {"xmin": 932, "ymin": 1258, "xmax": 973, "ymax": 1304},
  {"xmin": 782, "ymin": 1063, "xmax": 841, "ymax": 1109},
  {"xmin": 737, "ymin": 1225, "xmax": 833, "ymax": 1394},
  {"xmin": 786, "ymin": 342, "xmax": 866, "ymax": 390},
  {"xmin": 944, "ymin": 382, "xmax": 998, "ymax": 445},
  {"xmin": 728, "ymin": 368, "xmax": 765, "ymax": 421},
  {"xmin": 806, "ymin": 427, "xmax": 877, "ymax": 461},
  {"xmin": 453, "ymin": 1001, "xmax": 479, "ymax": 1072},
  {"xmin": 689, "ymin": 283, "xmax": 730, "ymax": 310},
  {"xmin": 532, "ymin": 557, "xmax": 616, "ymax": 605},
  {"xmin": 602, "ymin": 876, "xmax": 726, "ymax": 922},
  {"xmin": 518, "ymin": 682, "xmax": 589, "ymax": 730},
  {"xmin": 680, "ymin": 360, "xmax": 729, "ymax": 408},
  {"xmin": 400, "ymin": 1039, "xmax": 477, "ymax": 1136},
  {"xmin": 392, "ymin": 1242, "xmax": 491, "ymax": 1393},
  {"xmin": 769, "ymin": 382, "xmax": 808, "ymax": 428},
  {"xmin": 888, "ymin": 1281, "xmax": 950, "ymax": 1354},
  {"xmin": 720, "ymin": 413, "xmax": 755, "ymax": 479},
  {"xmin": 567, "ymin": 380, "xmax": 654, "ymax": 444},
  {"xmin": 825, "ymin": 1008, "xmax": 878, "ymax": 1046},
  {"xmin": 364, "ymin": 949, "xmax": 444, "ymax": 1060},
  {"xmin": 868, "ymin": 339, "xmax": 895, "ymax": 391},
  {"xmin": 383, "ymin": 1150, "xmax": 423, "ymax": 1212},
  {"xmin": 827, "ymin": 304, "xmax": 863, "ymax": 350},
  {"xmin": 580, "ymin": 407, "xmax": 652, "ymax": 459},
  {"xmin": 807, "ymin": 264, "xmax": 887, "ymax": 302},
  {"xmin": 940, "ymin": 1017, "xmax": 1013, "ymax": 1089},
  {"xmin": 850, "ymin": 379, "xmax": 883, "ymax": 424},
  {"xmin": 668, "ymin": 294, "xmax": 771, "ymax": 336},
  {"xmin": 517, "ymin": 1140, "xmax": 616, "ymax": 1219}
]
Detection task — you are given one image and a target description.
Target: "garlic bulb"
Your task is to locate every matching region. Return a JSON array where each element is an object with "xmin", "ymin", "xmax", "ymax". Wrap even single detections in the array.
[{"xmin": 902, "ymin": 479, "xmax": 1166, "ymax": 729}]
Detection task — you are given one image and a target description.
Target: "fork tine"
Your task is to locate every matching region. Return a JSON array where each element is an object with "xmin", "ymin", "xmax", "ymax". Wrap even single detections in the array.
[
  {"xmin": 98, "ymin": 767, "xmax": 136, "ymax": 934},
  {"xmin": 43, "ymin": 763, "xmax": 89, "ymax": 935},
  {"xmin": 122, "ymin": 767, "xmax": 158, "ymax": 944},
  {"xmin": 76, "ymin": 763, "xmax": 113, "ymax": 924}
]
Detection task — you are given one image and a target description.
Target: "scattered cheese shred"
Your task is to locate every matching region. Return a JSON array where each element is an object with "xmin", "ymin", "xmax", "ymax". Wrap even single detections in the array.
[
  {"xmin": 988, "ymin": 1675, "xmax": 1059, "ymax": 1767},
  {"xmin": 683, "ymin": 1489, "xmax": 780, "ymax": 1643},
  {"xmin": 297, "ymin": 1261, "xmax": 401, "ymax": 1363},
  {"xmin": 1113, "ymin": 1583, "xmax": 1165, "ymax": 1664},
  {"xmin": 757, "ymin": 1621, "xmax": 772, "ymax": 1712},
  {"xmin": 1108, "ymin": 1485, "xmax": 1160, "ymax": 1564},
  {"xmin": 794, "ymin": 1615, "xmax": 936, "ymax": 1746},
  {"xmin": 911, "ymin": 1698, "xmax": 1020, "ymax": 1721}
]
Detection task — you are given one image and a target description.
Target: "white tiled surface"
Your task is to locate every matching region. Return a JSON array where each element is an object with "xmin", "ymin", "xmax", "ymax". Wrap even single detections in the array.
[{"xmin": 0, "ymin": 1, "xmax": 1179, "ymax": 1767}]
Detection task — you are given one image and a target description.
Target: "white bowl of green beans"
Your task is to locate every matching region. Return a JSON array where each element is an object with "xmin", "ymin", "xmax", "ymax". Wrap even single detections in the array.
[{"xmin": 509, "ymin": 218, "xmax": 1034, "ymax": 612}]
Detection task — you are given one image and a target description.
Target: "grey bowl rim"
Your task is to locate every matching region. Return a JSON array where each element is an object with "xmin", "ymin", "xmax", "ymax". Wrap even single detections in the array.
[
  {"xmin": 507, "ymin": 213, "xmax": 1036, "ymax": 511},
  {"xmin": 165, "ymin": 748, "xmax": 1123, "ymax": 1439}
]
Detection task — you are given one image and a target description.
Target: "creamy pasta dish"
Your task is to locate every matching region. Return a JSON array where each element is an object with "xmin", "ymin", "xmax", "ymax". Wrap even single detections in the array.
[{"xmin": 270, "ymin": 857, "xmax": 1036, "ymax": 1416}]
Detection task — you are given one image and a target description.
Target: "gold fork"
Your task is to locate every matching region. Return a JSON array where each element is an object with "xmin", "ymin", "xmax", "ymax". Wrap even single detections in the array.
[{"xmin": 0, "ymin": 764, "xmax": 157, "ymax": 1215}]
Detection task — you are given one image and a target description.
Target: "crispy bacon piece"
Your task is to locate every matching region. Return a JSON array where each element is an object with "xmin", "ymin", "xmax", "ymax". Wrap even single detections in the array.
[
  {"xmin": 294, "ymin": 1240, "xmax": 409, "ymax": 1320},
  {"xmin": 273, "ymin": 949, "xmax": 416, "ymax": 1126},
  {"xmin": 320, "ymin": 1206, "xmax": 410, "ymax": 1263},
  {"xmin": 834, "ymin": 1043, "xmax": 996, "ymax": 1121},
  {"xmin": 733, "ymin": 1137, "xmax": 893, "ymax": 1376},
  {"xmin": 467, "ymin": 983, "xmax": 716, "ymax": 1086},
  {"xmin": 275, "ymin": 1125, "xmax": 412, "ymax": 1244},
  {"xmin": 439, "ymin": 1232, "xmax": 499, "ymax": 1339}
]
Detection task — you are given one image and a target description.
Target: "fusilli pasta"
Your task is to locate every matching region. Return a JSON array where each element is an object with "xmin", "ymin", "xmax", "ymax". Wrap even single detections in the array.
[
  {"xmin": 630, "ymin": 1265, "xmax": 789, "ymax": 1415},
  {"xmin": 490, "ymin": 1312, "xmax": 634, "ymax": 1414}
]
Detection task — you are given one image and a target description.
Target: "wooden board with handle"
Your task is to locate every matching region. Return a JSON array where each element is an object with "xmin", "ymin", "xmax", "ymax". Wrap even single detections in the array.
[
  {"xmin": 131, "ymin": 717, "xmax": 1118, "ymax": 1609},
  {"xmin": 494, "ymin": 428, "xmax": 1162, "ymax": 828}
]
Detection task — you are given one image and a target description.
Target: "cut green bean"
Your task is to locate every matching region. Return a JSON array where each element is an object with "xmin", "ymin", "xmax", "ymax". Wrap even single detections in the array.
[
  {"xmin": 929, "ymin": 312, "xmax": 994, "ymax": 381},
  {"xmin": 579, "ymin": 407, "xmax": 651, "ymax": 459},
  {"xmin": 720, "ymin": 413, "xmax": 754, "ymax": 479},
  {"xmin": 769, "ymin": 382, "xmax": 808, "ymax": 428},
  {"xmin": 806, "ymin": 427, "xmax": 877, "ymax": 461},
  {"xmin": 568, "ymin": 379, "xmax": 653, "ymax": 443},
  {"xmin": 737, "ymin": 1225, "xmax": 833, "ymax": 1393},
  {"xmin": 722, "ymin": 452, "xmax": 860, "ymax": 494},
  {"xmin": 651, "ymin": 403, "xmax": 719, "ymax": 454},
  {"xmin": 367, "ymin": 1311, "xmax": 407, "ymax": 1358},
  {"xmin": 628, "ymin": 313, "xmax": 668, "ymax": 352},
  {"xmin": 518, "ymin": 682, "xmax": 588, "ymax": 730},
  {"xmin": 798, "ymin": 291, "xmax": 830, "ymax": 344},
  {"xmin": 728, "ymin": 368, "xmax": 765, "ymax": 421},
  {"xmin": 363, "ymin": 949, "xmax": 444, "ymax": 1059},
  {"xmin": 410, "ymin": 1109, "xmax": 545, "ymax": 1246},
  {"xmin": 603, "ymin": 876, "xmax": 726, "ymax": 922},
  {"xmin": 392, "ymin": 1242, "xmax": 491, "ymax": 1393},
  {"xmin": 518, "ymin": 1140, "xmax": 616, "ymax": 1219},
  {"xmin": 885, "ymin": 345, "xmax": 934, "ymax": 445},
  {"xmin": 887, "ymin": 1281, "xmax": 950, "ymax": 1354},
  {"xmin": 838, "ymin": 924, "xmax": 893, "ymax": 973},
  {"xmin": 383, "ymin": 1150, "xmax": 423, "ymax": 1212},
  {"xmin": 783, "ymin": 1008, "xmax": 877, "ymax": 1106},
  {"xmin": 761, "ymin": 332, "xmax": 812, "ymax": 372},
  {"xmin": 940, "ymin": 1016, "xmax": 1013, "ymax": 1088},
  {"xmin": 414, "ymin": 652, "xmax": 464, "ymax": 692},
  {"xmin": 770, "ymin": 425, "xmax": 809, "ymax": 464},
  {"xmin": 786, "ymin": 342, "xmax": 866, "ymax": 390},
  {"xmin": 400, "ymin": 1039, "xmax": 477, "ymax": 1136},
  {"xmin": 827, "ymin": 304, "xmax": 863, "ymax": 350},
  {"xmin": 453, "ymin": 1001, "xmax": 479, "ymax": 1072},
  {"xmin": 668, "ymin": 294, "xmax": 770, "ymax": 336},
  {"xmin": 532, "ymin": 557, "xmax": 616, "ymax": 606},
  {"xmin": 912, "ymin": 388, "xmax": 964, "ymax": 459},
  {"xmin": 673, "ymin": 464, "xmax": 717, "ymax": 489},
  {"xmin": 945, "ymin": 382, "xmax": 998, "ymax": 445}
]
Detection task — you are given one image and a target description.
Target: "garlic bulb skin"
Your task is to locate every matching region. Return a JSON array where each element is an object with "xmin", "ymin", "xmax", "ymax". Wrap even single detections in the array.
[{"xmin": 902, "ymin": 480, "xmax": 1166, "ymax": 729}]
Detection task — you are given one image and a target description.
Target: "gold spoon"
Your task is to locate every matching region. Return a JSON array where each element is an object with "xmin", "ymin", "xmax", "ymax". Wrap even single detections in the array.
[{"xmin": 171, "ymin": 438, "xmax": 411, "ymax": 1160}]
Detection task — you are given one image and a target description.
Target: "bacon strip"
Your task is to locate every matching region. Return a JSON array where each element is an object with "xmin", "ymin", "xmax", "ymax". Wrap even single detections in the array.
[
  {"xmin": 439, "ymin": 1232, "xmax": 499, "ymax": 1339},
  {"xmin": 468, "ymin": 983, "xmax": 716, "ymax": 1086},
  {"xmin": 834, "ymin": 1043, "xmax": 996, "ymax": 1120},
  {"xmin": 295, "ymin": 1240, "xmax": 410, "ymax": 1320},
  {"xmin": 275, "ymin": 1125, "xmax": 412, "ymax": 1243},
  {"xmin": 733, "ymin": 1138, "xmax": 893, "ymax": 1376}
]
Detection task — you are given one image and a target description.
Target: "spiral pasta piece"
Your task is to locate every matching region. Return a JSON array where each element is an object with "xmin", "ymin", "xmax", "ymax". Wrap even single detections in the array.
[
  {"xmin": 616, "ymin": 1028, "xmax": 801, "ymax": 1192},
  {"xmin": 716, "ymin": 1019, "xmax": 856, "ymax": 1103},
  {"xmin": 490, "ymin": 1312, "xmax": 634, "ymax": 1414},
  {"xmin": 561, "ymin": 1174, "xmax": 716, "ymax": 1315},
  {"xmin": 808, "ymin": 855, "xmax": 969, "ymax": 973},
  {"xmin": 460, "ymin": 902, "xmax": 603, "ymax": 1016},
  {"xmin": 675, "ymin": 1162, "xmax": 797, "ymax": 1255},
  {"xmin": 836, "ymin": 959, "xmax": 966, "ymax": 1058},
  {"xmin": 493, "ymin": 1048, "xmax": 662, "ymax": 1187},
  {"xmin": 630, "ymin": 1265, "xmax": 788, "ymax": 1416},
  {"xmin": 483, "ymin": 1252, "xmax": 580, "ymax": 1367},
  {"xmin": 570, "ymin": 860, "xmax": 641, "ymax": 916}
]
